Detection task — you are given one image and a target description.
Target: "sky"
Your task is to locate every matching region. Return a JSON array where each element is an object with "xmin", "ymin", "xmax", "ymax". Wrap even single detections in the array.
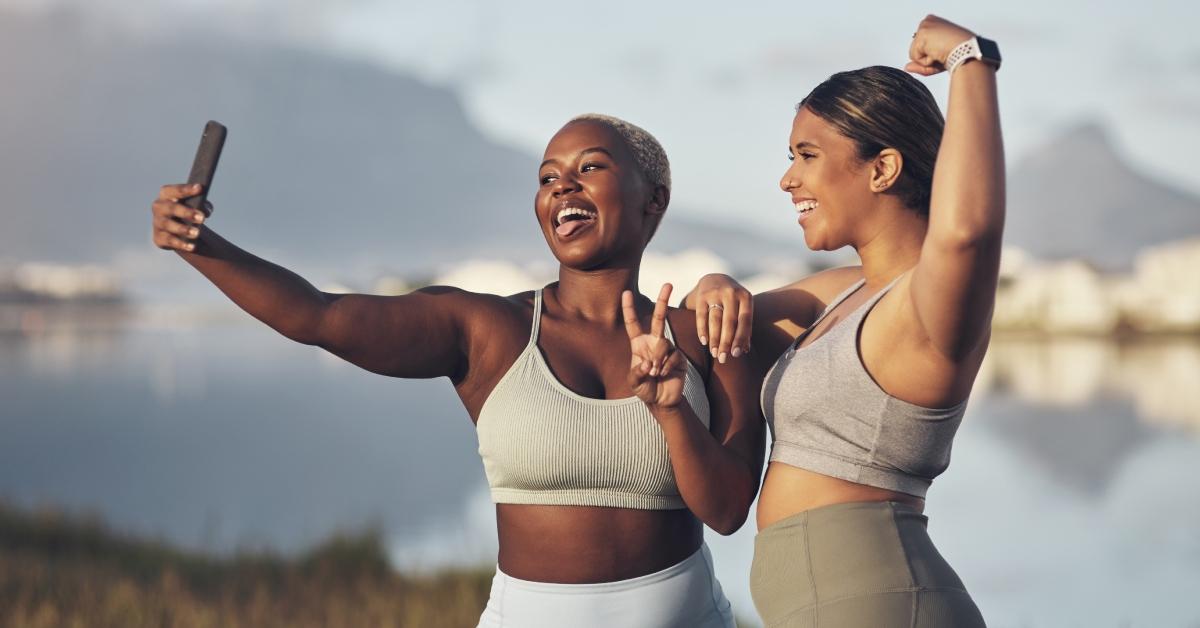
[{"xmin": 5, "ymin": 0, "xmax": 1198, "ymax": 236}]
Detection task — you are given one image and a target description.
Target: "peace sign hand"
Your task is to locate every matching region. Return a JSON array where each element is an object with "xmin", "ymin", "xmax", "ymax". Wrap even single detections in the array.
[{"xmin": 623, "ymin": 284, "xmax": 688, "ymax": 411}]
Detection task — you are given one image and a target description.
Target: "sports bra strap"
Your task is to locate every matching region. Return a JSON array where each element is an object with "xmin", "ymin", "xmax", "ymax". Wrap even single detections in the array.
[
  {"xmin": 531, "ymin": 287, "xmax": 676, "ymax": 347},
  {"xmin": 528, "ymin": 289, "xmax": 543, "ymax": 347}
]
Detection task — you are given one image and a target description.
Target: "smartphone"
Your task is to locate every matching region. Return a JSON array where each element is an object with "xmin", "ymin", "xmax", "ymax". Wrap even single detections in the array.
[{"xmin": 183, "ymin": 120, "xmax": 227, "ymax": 213}]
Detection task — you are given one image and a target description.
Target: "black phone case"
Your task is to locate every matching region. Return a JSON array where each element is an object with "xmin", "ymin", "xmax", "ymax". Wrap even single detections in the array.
[{"xmin": 183, "ymin": 120, "xmax": 227, "ymax": 212}]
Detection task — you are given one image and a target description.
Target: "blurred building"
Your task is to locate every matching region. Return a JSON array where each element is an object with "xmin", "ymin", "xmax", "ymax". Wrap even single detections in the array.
[{"xmin": 993, "ymin": 239, "xmax": 1200, "ymax": 335}]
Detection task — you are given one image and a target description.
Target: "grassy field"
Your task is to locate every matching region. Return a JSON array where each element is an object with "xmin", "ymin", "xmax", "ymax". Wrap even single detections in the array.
[{"xmin": 0, "ymin": 502, "xmax": 493, "ymax": 628}]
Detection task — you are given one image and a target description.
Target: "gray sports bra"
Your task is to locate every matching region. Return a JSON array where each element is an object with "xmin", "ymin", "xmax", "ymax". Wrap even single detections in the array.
[
  {"xmin": 760, "ymin": 275, "xmax": 967, "ymax": 498},
  {"xmin": 476, "ymin": 288, "xmax": 711, "ymax": 509}
]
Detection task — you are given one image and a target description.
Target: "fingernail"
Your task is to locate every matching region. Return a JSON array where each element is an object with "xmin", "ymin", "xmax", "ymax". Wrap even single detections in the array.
[
  {"xmin": 649, "ymin": 367, "xmax": 658, "ymax": 376},
  {"xmin": 186, "ymin": 243, "xmax": 195, "ymax": 251},
  {"xmin": 731, "ymin": 347, "xmax": 742, "ymax": 358},
  {"xmin": 189, "ymin": 227, "xmax": 199, "ymax": 238},
  {"xmin": 719, "ymin": 352, "xmax": 727, "ymax": 364},
  {"xmin": 194, "ymin": 213, "xmax": 205, "ymax": 222},
  {"xmin": 699, "ymin": 336, "xmax": 707, "ymax": 345},
  {"xmin": 710, "ymin": 349, "xmax": 717, "ymax": 358}
]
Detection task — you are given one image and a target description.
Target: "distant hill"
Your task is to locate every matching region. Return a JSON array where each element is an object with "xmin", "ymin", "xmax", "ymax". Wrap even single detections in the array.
[
  {"xmin": 0, "ymin": 9, "xmax": 537, "ymax": 273},
  {"xmin": 0, "ymin": 7, "xmax": 805, "ymax": 282},
  {"xmin": 1006, "ymin": 123, "xmax": 1200, "ymax": 270},
  {"xmin": 5, "ymin": 8, "xmax": 1195, "ymax": 281}
]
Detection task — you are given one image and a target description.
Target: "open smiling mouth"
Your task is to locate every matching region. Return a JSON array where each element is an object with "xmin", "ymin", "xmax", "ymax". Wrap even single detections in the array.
[
  {"xmin": 795, "ymin": 200, "xmax": 818, "ymax": 223},
  {"xmin": 553, "ymin": 206, "xmax": 598, "ymax": 238}
]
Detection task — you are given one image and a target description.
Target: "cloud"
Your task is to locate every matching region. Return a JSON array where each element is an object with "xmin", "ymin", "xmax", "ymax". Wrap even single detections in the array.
[
  {"xmin": 0, "ymin": 0, "xmax": 353, "ymax": 50},
  {"xmin": 1188, "ymin": 49, "xmax": 1200, "ymax": 73}
]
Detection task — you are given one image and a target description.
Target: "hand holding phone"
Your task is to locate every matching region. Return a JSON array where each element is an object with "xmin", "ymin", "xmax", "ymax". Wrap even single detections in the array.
[{"xmin": 150, "ymin": 120, "xmax": 227, "ymax": 253}]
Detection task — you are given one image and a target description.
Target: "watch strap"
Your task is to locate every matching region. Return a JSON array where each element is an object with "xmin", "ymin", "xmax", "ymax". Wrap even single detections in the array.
[{"xmin": 946, "ymin": 36, "xmax": 1001, "ymax": 74}]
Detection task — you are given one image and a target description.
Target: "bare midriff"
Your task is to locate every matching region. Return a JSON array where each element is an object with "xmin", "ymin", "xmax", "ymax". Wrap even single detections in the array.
[
  {"xmin": 496, "ymin": 503, "xmax": 702, "ymax": 584},
  {"xmin": 756, "ymin": 462, "xmax": 925, "ymax": 531}
]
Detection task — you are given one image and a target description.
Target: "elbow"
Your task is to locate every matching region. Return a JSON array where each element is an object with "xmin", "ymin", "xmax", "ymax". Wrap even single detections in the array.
[
  {"xmin": 708, "ymin": 490, "xmax": 756, "ymax": 536},
  {"xmin": 932, "ymin": 195, "xmax": 1006, "ymax": 250},
  {"xmin": 283, "ymin": 299, "xmax": 337, "ymax": 348},
  {"xmin": 711, "ymin": 512, "xmax": 748, "ymax": 536},
  {"xmin": 275, "ymin": 323, "xmax": 321, "ymax": 348},
  {"xmin": 932, "ymin": 216, "xmax": 1005, "ymax": 252}
]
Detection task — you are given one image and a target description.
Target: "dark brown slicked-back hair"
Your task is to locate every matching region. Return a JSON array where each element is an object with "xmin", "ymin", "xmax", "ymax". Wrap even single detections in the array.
[{"xmin": 799, "ymin": 65, "xmax": 944, "ymax": 215}]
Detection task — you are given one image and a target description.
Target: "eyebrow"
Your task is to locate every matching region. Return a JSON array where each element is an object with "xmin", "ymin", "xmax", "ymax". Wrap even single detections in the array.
[
  {"xmin": 540, "ymin": 146, "xmax": 615, "ymax": 169},
  {"xmin": 791, "ymin": 141, "xmax": 820, "ymax": 151}
]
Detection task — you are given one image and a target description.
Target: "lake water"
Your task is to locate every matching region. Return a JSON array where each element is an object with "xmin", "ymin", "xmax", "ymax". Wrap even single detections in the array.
[{"xmin": 2, "ymin": 320, "xmax": 1199, "ymax": 627}]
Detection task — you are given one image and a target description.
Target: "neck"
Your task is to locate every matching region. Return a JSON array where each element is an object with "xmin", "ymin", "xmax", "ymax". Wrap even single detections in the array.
[
  {"xmin": 551, "ymin": 261, "xmax": 644, "ymax": 324},
  {"xmin": 854, "ymin": 207, "xmax": 927, "ymax": 288}
]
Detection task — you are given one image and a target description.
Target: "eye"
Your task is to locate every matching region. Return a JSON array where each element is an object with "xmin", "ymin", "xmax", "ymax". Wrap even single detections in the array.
[
  {"xmin": 799, "ymin": 152, "xmax": 816, "ymax": 161},
  {"xmin": 581, "ymin": 162, "xmax": 604, "ymax": 173},
  {"xmin": 539, "ymin": 173, "xmax": 558, "ymax": 186}
]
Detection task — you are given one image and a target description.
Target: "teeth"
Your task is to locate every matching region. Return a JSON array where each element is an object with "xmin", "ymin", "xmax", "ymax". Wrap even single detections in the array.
[
  {"xmin": 794, "ymin": 200, "xmax": 819, "ymax": 214},
  {"xmin": 555, "ymin": 207, "xmax": 597, "ymax": 225}
]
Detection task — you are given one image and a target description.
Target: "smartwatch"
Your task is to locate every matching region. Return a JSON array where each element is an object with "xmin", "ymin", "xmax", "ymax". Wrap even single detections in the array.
[{"xmin": 946, "ymin": 36, "xmax": 1001, "ymax": 74}]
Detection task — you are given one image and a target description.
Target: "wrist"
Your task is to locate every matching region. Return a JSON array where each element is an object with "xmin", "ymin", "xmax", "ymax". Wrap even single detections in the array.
[
  {"xmin": 647, "ymin": 402, "xmax": 687, "ymax": 422},
  {"xmin": 946, "ymin": 35, "xmax": 1001, "ymax": 74}
]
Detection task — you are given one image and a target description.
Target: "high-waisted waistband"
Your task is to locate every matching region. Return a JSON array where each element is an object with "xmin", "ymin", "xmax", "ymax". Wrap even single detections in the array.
[
  {"xmin": 477, "ymin": 543, "xmax": 734, "ymax": 628},
  {"xmin": 751, "ymin": 501, "xmax": 984, "ymax": 628}
]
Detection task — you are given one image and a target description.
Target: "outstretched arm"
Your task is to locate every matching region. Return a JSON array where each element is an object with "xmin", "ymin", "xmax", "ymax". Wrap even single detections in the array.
[
  {"xmin": 151, "ymin": 183, "xmax": 472, "ymax": 380},
  {"xmin": 905, "ymin": 15, "xmax": 1006, "ymax": 361}
]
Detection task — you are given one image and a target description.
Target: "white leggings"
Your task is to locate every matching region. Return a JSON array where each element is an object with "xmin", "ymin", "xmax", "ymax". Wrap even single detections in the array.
[{"xmin": 476, "ymin": 543, "xmax": 735, "ymax": 628}]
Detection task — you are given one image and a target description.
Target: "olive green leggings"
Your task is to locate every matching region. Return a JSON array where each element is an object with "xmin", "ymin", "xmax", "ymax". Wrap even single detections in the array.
[{"xmin": 750, "ymin": 501, "xmax": 985, "ymax": 628}]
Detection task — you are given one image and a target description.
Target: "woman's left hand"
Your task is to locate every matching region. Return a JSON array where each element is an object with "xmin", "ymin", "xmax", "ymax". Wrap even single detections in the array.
[
  {"xmin": 623, "ymin": 284, "xmax": 688, "ymax": 410},
  {"xmin": 907, "ymin": 14, "xmax": 977, "ymax": 76}
]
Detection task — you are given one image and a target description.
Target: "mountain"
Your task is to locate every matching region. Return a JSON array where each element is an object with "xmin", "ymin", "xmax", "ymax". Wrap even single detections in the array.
[
  {"xmin": 0, "ymin": 9, "xmax": 537, "ymax": 272},
  {"xmin": 0, "ymin": 7, "xmax": 806, "ymax": 282},
  {"xmin": 9, "ymin": 9, "xmax": 1191, "ymax": 280},
  {"xmin": 1006, "ymin": 123, "xmax": 1200, "ymax": 270}
]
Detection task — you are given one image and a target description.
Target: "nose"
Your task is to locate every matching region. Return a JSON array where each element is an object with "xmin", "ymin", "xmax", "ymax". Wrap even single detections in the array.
[
  {"xmin": 779, "ymin": 163, "xmax": 799, "ymax": 193},
  {"xmin": 552, "ymin": 171, "xmax": 581, "ymax": 197}
]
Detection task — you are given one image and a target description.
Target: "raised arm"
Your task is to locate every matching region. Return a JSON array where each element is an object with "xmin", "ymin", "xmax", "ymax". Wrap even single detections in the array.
[
  {"xmin": 905, "ymin": 15, "xmax": 1005, "ymax": 361},
  {"xmin": 151, "ymin": 183, "xmax": 472, "ymax": 380},
  {"xmin": 623, "ymin": 285, "xmax": 764, "ymax": 535}
]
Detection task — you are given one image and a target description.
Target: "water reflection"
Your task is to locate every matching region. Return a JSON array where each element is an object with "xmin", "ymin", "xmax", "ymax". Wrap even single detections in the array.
[
  {"xmin": 980, "ymin": 336, "xmax": 1200, "ymax": 434},
  {"xmin": 0, "ymin": 326, "xmax": 485, "ymax": 555},
  {"xmin": 940, "ymin": 336, "xmax": 1200, "ymax": 627},
  {"xmin": 2, "ymin": 328, "xmax": 1199, "ymax": 626}
]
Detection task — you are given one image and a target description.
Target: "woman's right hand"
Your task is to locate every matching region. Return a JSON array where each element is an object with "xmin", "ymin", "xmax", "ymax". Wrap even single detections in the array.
[
  {"xmin": 688, "ymin": 273, "xmax": 752, "ymax": 363},
  {"xmin": 151, "ymin": 183, "xmax": 210, "ymax": 253},
  {"xmin": 906, "ymin": 14, "xmax": 978, "ymax": 76}
]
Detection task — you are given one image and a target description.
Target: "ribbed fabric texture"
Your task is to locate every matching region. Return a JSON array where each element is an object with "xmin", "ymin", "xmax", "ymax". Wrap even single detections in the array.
[
  {"xmin": 760, "ymin": 275, "xmax": 968, "ymax": 499},
  {"xmin": 477, "ymin": 289, "xmax": 710, "ymax": 510}
]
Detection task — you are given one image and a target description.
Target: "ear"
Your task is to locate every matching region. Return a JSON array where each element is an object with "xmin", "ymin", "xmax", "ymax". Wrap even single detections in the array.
[
  {"xmin": 646, "ymin": 185, "xmax": 670, "ymax": 216},
  {"xmin": 869, "ymin": 148, "xmax": 903, "ymax": 193}
]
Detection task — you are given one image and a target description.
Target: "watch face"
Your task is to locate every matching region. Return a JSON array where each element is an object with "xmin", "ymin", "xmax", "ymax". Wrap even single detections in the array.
[{"xmin": 977, "ymin": 37, "xmax": 1002, "ymax": 64}]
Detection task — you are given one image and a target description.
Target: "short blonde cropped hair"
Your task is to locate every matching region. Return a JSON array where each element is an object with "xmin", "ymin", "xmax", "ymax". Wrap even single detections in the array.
[{"xmin": 569, "ymin": 113, "xmax": 671, "ymax": 193}]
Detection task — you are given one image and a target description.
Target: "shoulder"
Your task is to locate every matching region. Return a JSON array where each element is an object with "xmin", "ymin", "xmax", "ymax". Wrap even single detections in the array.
[
  {"xmin": 758, "ymin": 265, "xmax": 864, "ymax": 310},
  {"xmin": 404, "ymin": 286, "xmax": 537, "ymax": 348},
  {"xmin": 746, "ymin": 265, "xmax": 864, "ymax": 362},
  {"xmin": 401, "ymin": 285, "xmax": 522, "ymax": 318},
  {"xmin": 457, "ymin": 288, "xmax": 537, "ymax": 328},
  {"xmin": 754, "ymin": 265, "xmax": 864, "ymax": 333}
]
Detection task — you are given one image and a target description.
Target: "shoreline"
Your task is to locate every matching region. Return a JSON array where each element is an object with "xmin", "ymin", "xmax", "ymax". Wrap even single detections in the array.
[{"xmin": 0, "ymin": 500, "xmax": 494, "ymax": 628}]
